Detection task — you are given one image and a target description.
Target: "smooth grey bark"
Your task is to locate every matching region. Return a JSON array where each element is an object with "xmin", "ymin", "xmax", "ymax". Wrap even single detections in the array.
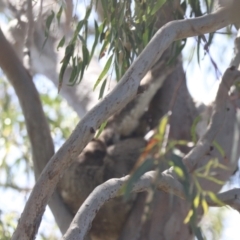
[
  {"xmin": 1, "ymin": 0, "xmax": 240, "ymax": 240},
  {"xmin": 0, "ymin": 28, "xmax": 73, "ymax": 234},
  {"xmin": 60, "ymin": 1, "xmax": 240, "ymax": 239}
]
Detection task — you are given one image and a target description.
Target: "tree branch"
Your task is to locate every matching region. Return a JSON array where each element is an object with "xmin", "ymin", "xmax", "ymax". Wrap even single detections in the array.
[
  {"xmin": 61, "ymin": 170, "xmax": 184, "ymax": 240},
  {"xmin": 0, "ymin": 28, "xmax": 73, "ymax": 235},
  {"xmin": 183, "ymin": 67, "xmax": 240, "ymax": 172},
  {"xmin": 207, "ymin": 188, "xmax": 240, "ymax": 212},
  {"xmin": 230, "ymin": 29, "xmax": 240, "ymax": 69},
  {"xmin": 11, "ymin": 6, "xmax": 237, "ymax": 240},
  {"xmin": 23, "ymin": 0, "xmax": 34, "ymax": 71},
  {"xmin": 62, "ymin": 65, "xmax": 240, "ymax": 239}
]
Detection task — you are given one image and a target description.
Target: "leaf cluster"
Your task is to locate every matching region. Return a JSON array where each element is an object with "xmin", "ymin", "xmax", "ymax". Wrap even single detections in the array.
[
  {"xmin": 122, "ymin": 111, "xmax": 228, "ymax": 240},
  {"xmin": 56, "ymin": 0, "xmax": 168, "ymax": 93}
]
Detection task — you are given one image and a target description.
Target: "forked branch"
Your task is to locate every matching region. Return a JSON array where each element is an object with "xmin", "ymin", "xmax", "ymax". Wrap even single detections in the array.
[
  {"xmin": 62, "ymin": 66, "xmax": 240, "ymax": 240},
  {"xmin": 11, "ymin": 4, "xmax": 239, "ymax": 240}
]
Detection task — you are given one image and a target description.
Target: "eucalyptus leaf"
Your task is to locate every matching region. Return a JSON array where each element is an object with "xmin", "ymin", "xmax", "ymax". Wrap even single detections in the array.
[{"xmin": 94, "ymin": 54, "xmax": 113, "ymax": 90}]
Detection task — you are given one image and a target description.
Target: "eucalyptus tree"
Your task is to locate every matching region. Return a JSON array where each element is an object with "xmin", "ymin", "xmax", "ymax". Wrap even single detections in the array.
[{"xmin": 0, "ymin": 0, "xmax": 240, "ymax": 239}]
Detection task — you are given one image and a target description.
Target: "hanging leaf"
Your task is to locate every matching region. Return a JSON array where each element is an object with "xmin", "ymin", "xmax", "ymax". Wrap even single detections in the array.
[
  {"xmin": 150, "ymin": 0, "xmax": 166, "ymax": 16},
  {"xmin": 158, "ymin": 112, "xmax": 170, "ymax": 138},
  {"xmin": 197, "ymin": 174, "xmax": 225, "ymax": 185},
  {"xmin": 212, "ymin": 141, "xmax": 225, "ymax": 157},
  {"xmin": 193, "ymin": 193, "xmax": 200, "ymax": 209},
  {"xmin": 69, "ymin": 60, "xmax": 78, "ymax": 84},
  {"xmin": 59, "ymin": 43, "xmax": 75, "ymax": 92},
  {"xmin": 184, "ymin": 209, "xmax": 193, "ymax": 224},
  {"xmin": 174, "ymin": 166, "xmax": 184, "ymax": 179},
  {"xmin": 73, "ymin": 20, "xmax": 84, "ymax": 42},
  {"xmin": 42, "ymin": 10, "xmax": 55, "ymax": 48},
  {"xmin": 56, "ymin": 6, "xmax": 63, "ymax": 25},
  {"xmin": 89, "ymin": 20, "xmax": 100, "ymax": 60},
  {"xmin": 190, "ymin": 115, "xmax": 201, "ymax": 143},
  {"xmin": 98, "ymin": 78, "xmax": 107, "ymax": 99},
  {"xmin": 207, "ymin": 191, "xmax": 225, "ymax": 206},
  {"xmin": 94, "ymin": 54, "xmax": 113, "ymax": 90},
  {"xmin": 123, "ymin": 159, "xmax": 154, "ymax": 200},
  {"xmin": 201, "ymin": 198, "xmax": 208, "ymax": 215},
  {"xmin": 82, "ymin": 44, "xmax": 90, "ymax": 68},
  {"xmin": 57, "ymin": 36, "xmax": 65, "ymax": 50},
  {"xmin": 95, "ymin": 121, "xmax": 108, "ymax": 138},
  {"xmin": 45, "ymin": 10, "xmax": 55, "ymax": 36}
]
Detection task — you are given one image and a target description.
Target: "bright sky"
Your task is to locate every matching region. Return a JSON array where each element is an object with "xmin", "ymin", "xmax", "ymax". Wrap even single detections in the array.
[{"xmin": 184, "ymin": 33, "xmax": 234, "ymax": 104}]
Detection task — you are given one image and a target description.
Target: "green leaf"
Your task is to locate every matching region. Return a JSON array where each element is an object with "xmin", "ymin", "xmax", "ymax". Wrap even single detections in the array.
[
  {"xmin": 142, "ymin": 28, "xmax": 149, "ymax": 46},
  {"xmin": 184, "ymin": 209, "xmax": 193, "ymax": 224},
  {"xmin": 84, "ymin": 7, "xmax": 92, "ymax": 20},
  {"xmin": 94, "ymin": 54, "xmax": 113, "ymax": 90},
  {"xmin": 98, "ymin": 78, "xmax": 107, "ymax": 99},
  {"xmin": 193, "ymin": 177, "xmax": 202, "ymax": 192},
  {"xmin": 98, "ymin": 20, "xmax": 106, "ymax": 42},
  {"xmin": 56, "ymin": 6, "xmax": 63, "ymax": 25},
  {"xmin": 59, "ymin": 43, "xmax": 75, "ymax": 92},
  {"xmin": 191, "ymin": 115, "xmax": 201, "ymax": 143},
  {"xmin": 95, "ymin": 121, "xmax": 108, "ymax": 138},
  {"xmin": 99, "ymin": 33, "xmax": 110, "ymax": 59},
  {"xmin": 57, "ymin": 36, "xmax": 65, "ymax": 50},
  {"xmin": 168, "ymin": 39, "xmax": 187, "ymax": 65},
  {"xmin": 150, "ymin": 0, "xmax": 166, "ymax": 16},
  {"xmin": 207, "ymin": 191, "xmax": 225, "ymax": 206},
  {"xmin": 69, "ymin": 62, "xmax": 78, "ymax": 84},
  {"xmin": 89, "ymin": 20, "xmax": 100, "ymax": 60},
  {"xmin": 101, "ymin": 0, "xmax": 108, "ymax": 17},
  {"xmin": 193, "ymin": 193, "xmax": 200, "ymax": 208},
  {"xmin": 82, "ymin": 44, "xmax": 89, "ymax": 67},
  {"xmin": 212, "ymin": 141, "xmax": 225, "ymax": 157},
  {"xmin": 84, "ymin": 21, "xmax": 89, "ymax": 42},
  {"xmin": 158, "ymin": 112, "xmax": 170, "ymax": 137},
  {"xmin": 78, "ymin": 34, "xmax": 85, "ymax": 44},
  {"xmin": 43, "ymin": 10, "xmax": 55, "ymax": 48},
  {"xmin": 73, "ymin": 20, "xmax": 84, "ymax": 42},
  {"xmin": 45, "ymin": 10, "xmax": 55, "ymax": 35},
  {"xmin": 197, "ymin": 173, "xmax": 224, "ymax": 185},
  {"xmin": 200, "ymin": 159, "xmax": 214, "ymax": 176},
  {"xmin": 201, "ymin": 198, "xmax": 208, "ymax": 215},
  {"xmin": 174, "ymin": 166, "xmax": 184, "ymax": 178},
  {"xmin": 118, "ymin": 2, "xmax": 126, "ymax": 26},
  {"xmin": 123, "ymin": 159, "xmax": 154, "ymax": 200},
  {"xmin": 79, "ymin": 61, "xmax": 85, "ymax": 83}
]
